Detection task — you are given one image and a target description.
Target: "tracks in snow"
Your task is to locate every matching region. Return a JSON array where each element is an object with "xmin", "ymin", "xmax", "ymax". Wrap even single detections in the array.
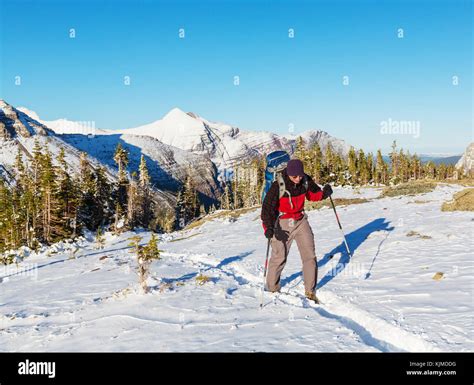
[{"xmin": 162, "ymin": 251, "xmax": 439, "ymax": 352}]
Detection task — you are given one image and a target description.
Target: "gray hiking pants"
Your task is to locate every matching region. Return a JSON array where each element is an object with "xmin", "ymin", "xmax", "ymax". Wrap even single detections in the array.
[{"xmin": 266, "ymin": 215, "xmax": 317, "ymax": 293}]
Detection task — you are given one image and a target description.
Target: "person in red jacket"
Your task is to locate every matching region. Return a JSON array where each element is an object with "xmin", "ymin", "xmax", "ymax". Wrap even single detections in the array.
[{"xmin": 260, "ymin": 158, "xmax": 333, "ymax": 302}]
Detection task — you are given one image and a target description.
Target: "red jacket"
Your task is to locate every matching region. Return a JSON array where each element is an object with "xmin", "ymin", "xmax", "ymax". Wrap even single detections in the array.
[{"xmin": 261, "ymin": 170, "xmax": 323, "ymax": 232}]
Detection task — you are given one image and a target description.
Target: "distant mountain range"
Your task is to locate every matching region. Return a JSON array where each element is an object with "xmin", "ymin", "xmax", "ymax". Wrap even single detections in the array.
[
  {"xmin": 3, "ymin": 100, "xmax": 352, "ymax": 205},
  {"xmin": 4, "ymin": 100, "xmax": 468, "ymax": 207},
  {"xmin": 420, "ymin": 155, "xmax": 462, "ymax": 166},
  {"xmin": 104, "ymin": 107, "xmax": 354, "ymax": 169},
  {"xmin": 381, "ymin": 155, "xmax": 462, "ymax": 166}
]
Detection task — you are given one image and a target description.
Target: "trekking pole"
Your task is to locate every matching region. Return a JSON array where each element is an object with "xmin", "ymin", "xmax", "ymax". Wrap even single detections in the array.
[
  {"xmin": 260, "ymin": 238, "xmax": 271, "ymax": 308},
  {"xmin": 329, "ymin": 195, "xmax": 352, "ymax": 258}
]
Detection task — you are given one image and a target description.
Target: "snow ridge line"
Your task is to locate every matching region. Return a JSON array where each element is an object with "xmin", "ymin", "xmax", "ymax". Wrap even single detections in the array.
[{"xmin": 162, "ymin": 251, "xmax": 440, "ymax": 352}]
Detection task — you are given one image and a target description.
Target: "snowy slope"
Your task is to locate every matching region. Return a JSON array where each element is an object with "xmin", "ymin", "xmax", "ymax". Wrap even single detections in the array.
[{"xmin": 1, "ymin": 184, "xmax": 472, "ymax": 352}]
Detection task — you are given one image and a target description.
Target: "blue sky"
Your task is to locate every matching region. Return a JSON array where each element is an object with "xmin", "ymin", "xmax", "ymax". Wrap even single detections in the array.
[{"xmin": 1, "ymin": 0, "xmax": 472, "ymax": 154}]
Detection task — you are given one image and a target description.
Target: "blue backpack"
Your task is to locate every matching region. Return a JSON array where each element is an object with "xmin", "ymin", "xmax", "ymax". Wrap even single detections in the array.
[
  {"xmin": 261, "ymin": 150, "xmax": 290, "ymax": 202},
  {"xmin": 261, "ymin": 150, "xmax": 309, "ymax": 205}
]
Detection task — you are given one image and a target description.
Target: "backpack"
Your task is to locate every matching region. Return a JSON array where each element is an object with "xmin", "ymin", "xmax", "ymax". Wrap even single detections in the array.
[{"xmin": 261, "ymin": 150, "xmax": 308, "ymax": 208}]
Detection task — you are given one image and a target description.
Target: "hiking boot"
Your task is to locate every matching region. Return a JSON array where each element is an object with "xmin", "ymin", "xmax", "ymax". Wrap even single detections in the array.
[
  {"xmin": 266, "ymin": 285, "xmax": 281, "ymax": 293},
  {"xmin": 305, "ymin": 291, "xmax": 320, "ymax": 304}
]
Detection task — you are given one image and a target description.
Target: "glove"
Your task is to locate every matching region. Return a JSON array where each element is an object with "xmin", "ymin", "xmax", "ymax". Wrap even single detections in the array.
[
  {"xmin": 322, "ymin": 184, "xmax": 333, "ymax": 199},
  {"xmin": 264, "ymin": 228, "xmax": 274, "ymax": 239}
]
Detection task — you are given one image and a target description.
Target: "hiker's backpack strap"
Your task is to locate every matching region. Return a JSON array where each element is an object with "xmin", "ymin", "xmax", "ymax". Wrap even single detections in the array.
[
  {"xmin": 276, "ymin": 172, "xmax": 293, "ymax": 210},
  {"xmin": 276, "ymin": 172, "xmax": 285, "ymax": 199},
  {"xmin": 303, "ymin": 175, "xmax": 309, "ymax": 193}
]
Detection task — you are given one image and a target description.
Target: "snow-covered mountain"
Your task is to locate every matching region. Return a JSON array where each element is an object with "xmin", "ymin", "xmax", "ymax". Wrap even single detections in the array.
[
  {"xmin": 120, "ymin": 107, "xmax": 351, "ymax": 169},
  {"xmin": 17, "ymin": 107, "xmax": 112, "ymax": 136},
  {"xmin": 0, "ymin": 100, "xmax": 93, "ymax": 178},
  {"xmin": 7, "ymin": 101, "xmax": 358, "ymax": 205},
  {"xmin": 12, "ymin": 103, "xmax": 353, "ymax": 199},
  {"xmin": 455, "ymin": 142, "xmax": 474, "ymax": 176},
  {"xmin": 285, "ymin": 130, "xmax": 352, "ymax": 157},
  {"xmin": 120, "ymin": 107, "xmax": 262, "ymax": 168},
  {"xmin": 121, "ymin": 108, "xmax": 238, "ymax": 151},
  {"xmin": 1, "ymin": 101, "xmax": 220, "ymax": 205},
  {"xmin": 0, "ymin": 100, "xmax": 51, "ymax": 139}
]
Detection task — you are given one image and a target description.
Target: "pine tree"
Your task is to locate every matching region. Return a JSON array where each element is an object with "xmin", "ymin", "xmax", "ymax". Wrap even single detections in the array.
[
  {"xmin": 93, "ymin": 166, "xmax": 112, "ymax": 227},
  {"xmin": 357, "ymin": 149, "xmax": 368, "ymax": 185},
  {"xmin": 411, "ymin": 154, "xmax": 421, "ymax": 180},
  {"xmin": 52, "ymin": 148, "xmax": 78, "ymax": 241},
  {"xmin": 77, "ymin": 152, "xmax": 98, "ymax": 230},
  {"xmin": 375, "ymin": 150, "xmax": 385, "ymax": 185},
  {"xmin": 175, "ymin": 189, "xmax": 186, "ymax": 230},
  {"xmin": 155, "ymin": 207, "xmax": 175, "ymax": 233},
  {"xmin": 129, "ymin": 233, "xmax": 162, "ymax": 294},
  {"xmin": 40, "ymin": 148, "xmax": 55, "ymax": 243},
  {"xmin": 12, "ymin": 149, "xmax": 29, "ymax": 246},
  {"xmin": 113, "ymin": 143, "xmax": 129, "ymax": 233},
  {"xmin": 347, "ymin": 147, "xmax": 357, "ymax": 185},
  {"xmin": 437, "ymin": 163, "xmax": 448, "ymax": 180},
  {"xmin": 128, "ymin": 235, "xmax": 145, "ymax": 291},
  {"xmin": 333, "ymin": 152, "xmax": 347, "ymax": 186},
  {"xmin": 398, "ymin": 149, "xmax": 409, "ymax": 183},
  {"xmin": 294, "ymin": 136, "xmax": 306, "ymax": 161},
  {"xmin": 366, "ymin": 152, "xmax": 374, "ymax": 184},
  {"xmin": 127, "ymin": 171, "xmax": 139, "ymax": 229},
  {"xmin": 113, "ymin": 143, "xmax": 129, "ymax": 183},
  {"xmin": 220, "ymin": 182, "xmax": 232, "ymax": 210},
  {"xmin": 182, "ymin": 173, "xmax": 198, "ymax": 220},
  {"xmin": 389, "ymin": 140, "xmax": 399, "ymax": 183},
  {"xmin": 0, "ymin": 179, "xmax": 12, "ymax": 252},
  {"xmin": 31, "ymin": 139, "xmax": 44, "ymax": 241},
  {"xmin": 138, "ymin": 155, "xmax": 153, "ymax": 228},
  {"xmin": 255, "ymin": 155, "xmax": 265, "ymax": 204},
  {"xmin": 138, "ymin": 154, "xmax": 150, "ymax": 187},
  {"xmin": 309, "ymin": 142, "xmax": 323, "ymax": 183},
  {"xmin": 143, "ymin": 233, "xmax": 161, "ymax": 261},
  {"xmin": 425, "ymin": 161, "xmax": 436, "ymax": 179}
]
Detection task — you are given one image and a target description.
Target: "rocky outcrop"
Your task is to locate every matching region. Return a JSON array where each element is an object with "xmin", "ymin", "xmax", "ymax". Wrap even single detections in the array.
[{"xmin": 455, "ymin": 143, "xmax": 474, "ymax": 176}]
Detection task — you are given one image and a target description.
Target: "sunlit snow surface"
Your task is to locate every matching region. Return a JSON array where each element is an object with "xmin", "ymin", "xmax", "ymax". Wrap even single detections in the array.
[{"xmin": 1, "ymin": 185, "xmax": 472, "ymax": 352}]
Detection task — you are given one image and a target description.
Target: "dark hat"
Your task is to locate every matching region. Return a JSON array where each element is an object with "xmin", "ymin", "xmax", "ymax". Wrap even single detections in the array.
[{"xmin": 286, "ymin": 159, "xmax": 304, "ymax": 177}]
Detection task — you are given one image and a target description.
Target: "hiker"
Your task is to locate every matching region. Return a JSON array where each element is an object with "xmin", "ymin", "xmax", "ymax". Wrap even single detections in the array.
[{"xmin": 260, "ymin": 158, "xmax": 333, "ymax": 302}]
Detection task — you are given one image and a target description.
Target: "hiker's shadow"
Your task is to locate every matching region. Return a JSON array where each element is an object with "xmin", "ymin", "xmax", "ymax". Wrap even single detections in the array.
[
  {"xmin": 281, "ymin": 218, "xmax": 394, "ymax": 289},
  {"xmin": 317, "ymin": 218, "xmax": 394, "ymax": 289}
]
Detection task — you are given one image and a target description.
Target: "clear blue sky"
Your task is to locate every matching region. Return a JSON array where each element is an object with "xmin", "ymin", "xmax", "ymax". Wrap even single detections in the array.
[{"xmin": 1, "ymin": 0, "xmax": 472, "ymax": 154}]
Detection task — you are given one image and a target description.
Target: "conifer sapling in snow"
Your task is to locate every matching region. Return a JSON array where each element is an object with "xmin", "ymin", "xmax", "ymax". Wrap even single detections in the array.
[
  {"xmin": 95, "ymin": 227, "xmax": 105, "ymax": 250},
  {"xmin": 129, "ymin": 233, "xmax": 161, "ymax": 293}
]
